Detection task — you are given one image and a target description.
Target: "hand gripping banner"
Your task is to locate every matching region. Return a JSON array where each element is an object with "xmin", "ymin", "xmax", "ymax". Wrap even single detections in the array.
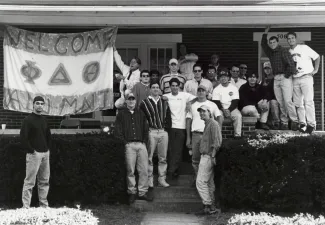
[{"xmin": 3, "ymin": 25, "xmax": 117, "ymax": 116}]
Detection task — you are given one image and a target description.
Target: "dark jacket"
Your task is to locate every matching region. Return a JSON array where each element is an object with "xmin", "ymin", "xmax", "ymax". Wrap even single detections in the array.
[{"xmin": 238, "ymin": 83, "xmax": 266, "ymax": 111}]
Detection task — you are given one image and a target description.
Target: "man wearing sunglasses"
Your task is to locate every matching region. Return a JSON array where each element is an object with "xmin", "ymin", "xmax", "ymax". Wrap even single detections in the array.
[
  {"xmin": 132, "ymin": 70, "xmax": 151, "ymax": 109},
  {"xmin": 230, "ymin": 64, "xmax": 247, "ymax": 89},
  {"xmin": 239, "ymin": 64, "xmax": 248, "ymax": 80},
  {"xmin": 20, "ymin": 96, "xmax": 52, "ymax": 208},
  {"xmin": 184, "ymin": 64, "xmax": 213, "ymax": 99}
]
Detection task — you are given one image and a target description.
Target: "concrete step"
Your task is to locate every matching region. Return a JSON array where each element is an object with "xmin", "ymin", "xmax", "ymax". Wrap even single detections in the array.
[
  {"xmin": 141, "ymin": 212, "xmax": 204, "ymax": 225},
  {"xmin": 153, "ymin": 175, "xmax": 194, "ymax": 187},
  {"xmin": 133, "ymin": 198, "xmax": 202, "ymax": 213},
  {"xmin": 152, "ymin": 186, "xmax": 200, "ymax": 200}
]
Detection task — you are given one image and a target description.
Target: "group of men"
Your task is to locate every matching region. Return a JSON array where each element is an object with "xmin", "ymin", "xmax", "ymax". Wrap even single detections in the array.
[{"xmin": 19, "ymin": 27, "xmax": 319, "ymax": 215}]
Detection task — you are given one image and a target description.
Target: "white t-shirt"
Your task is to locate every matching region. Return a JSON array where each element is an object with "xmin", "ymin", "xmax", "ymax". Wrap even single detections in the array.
[
  {"xmin": 212, "ymin": 83, "xmax": 239, "ymax": 109},
  {"xmin": 164, "ymin": 92, "xmax": 196, "ymax": 129},
  {"xmin": 186, "ymin": 100, "xmax": 221, "ymax": 132},
  {"xmin": 289, "ymin": 44, "xmax": 319, "ymax": 78},
  {"xmin": 230, "ymin": 78, "xmax": 247, "ymax": 90}
]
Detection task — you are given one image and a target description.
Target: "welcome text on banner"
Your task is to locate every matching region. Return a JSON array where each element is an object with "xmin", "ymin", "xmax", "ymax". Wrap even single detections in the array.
[{"xmin": 3, "ymin": 25, "xmax": 117, "ymax": 116}]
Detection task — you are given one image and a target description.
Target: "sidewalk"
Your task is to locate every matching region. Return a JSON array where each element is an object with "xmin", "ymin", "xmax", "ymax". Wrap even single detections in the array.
[{"xmin": 140, "ymin": 212, "xmax": 204, "ymax": 225}]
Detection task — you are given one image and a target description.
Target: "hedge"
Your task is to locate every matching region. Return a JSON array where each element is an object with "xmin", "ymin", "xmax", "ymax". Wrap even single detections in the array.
[
  {"xmin": 1, "ymin": 132, "xmax": 325, "ymax": 213},
  {"xmin": 216, "ymin": 134, "xmax": 325, "ymax": 213},
  {"xmin": 0, "ymin": 133, "xmax": 127, "ymax": 206}
]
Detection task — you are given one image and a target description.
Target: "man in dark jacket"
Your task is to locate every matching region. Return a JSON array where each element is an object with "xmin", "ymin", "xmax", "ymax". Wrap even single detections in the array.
[
  {"xmin": 239, "ymin": 73, "xmax": 270, "ymax": 130},
  {"xmin": 114, "ymin": 92, "xmax": 153, "ymax": 204},
  {"xmin": 20, "ymin": 96, "xmax": 52, "ymax": 208}
]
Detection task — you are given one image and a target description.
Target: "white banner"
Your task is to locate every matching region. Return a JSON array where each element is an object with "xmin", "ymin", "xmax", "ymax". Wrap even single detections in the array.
[{"xmin": 3, "ymin": 25, "xmax": 117, "ymax": 116}]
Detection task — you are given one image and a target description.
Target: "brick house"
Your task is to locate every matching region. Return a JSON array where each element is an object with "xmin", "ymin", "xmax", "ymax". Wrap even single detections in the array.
[{"xmin": 0, "ymin": 0, "xmax": 324, "ymax": 132}]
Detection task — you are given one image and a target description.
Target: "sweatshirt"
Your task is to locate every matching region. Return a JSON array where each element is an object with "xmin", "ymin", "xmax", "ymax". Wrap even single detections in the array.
[
  {"xmin": 238, "ymin": 83, "xmax": 266, "ymax": 111},
  {"xmin": 20, "ymin": 113, "xmax": 52, "ymax": 154},
  {"xmin": 199, "ymin": 118, "xmax": 222, "ymax": 156}
]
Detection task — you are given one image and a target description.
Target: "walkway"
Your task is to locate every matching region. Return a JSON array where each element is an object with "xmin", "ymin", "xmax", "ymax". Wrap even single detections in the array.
[{"xmin": 141, "ymin": 212, "xmax": 204, "ymax": 225}]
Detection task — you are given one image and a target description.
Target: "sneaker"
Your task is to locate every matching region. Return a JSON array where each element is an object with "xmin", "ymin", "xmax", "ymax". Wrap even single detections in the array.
[
  {"xmin": 299, "ymin": 124, "xmax": 307, "ymax": 133},
  {"xmin": 138, "ymin": 193, "xmax": 154, "ymax": 201},
  {"xmin": 209, "ymin": 205, "xmax": 221, "ymax": 215},
  {"xmin": 280, "ymin": 123, "xmax": 289, "ymax": 130},
  {"xmin": 128, "ymin": 194, "xmax": 137, "ymax": 204},
  {"xmin": 291, "ymin": 122, "xmax": 299, "ymax": 131},
  {"xmin": 260, "ymin": 123, "xmax": 270, "ymax": 130},
  {"xmin": 306, "ymin": 125, "xmax": 315, "ymax": 134},
  {"xmin": 158, "ymin": 178, "xmax": 170, "ymax": 187},
  {"xmin": 148, "ymin": 176, "xmax": 154, "ymax": 188}
]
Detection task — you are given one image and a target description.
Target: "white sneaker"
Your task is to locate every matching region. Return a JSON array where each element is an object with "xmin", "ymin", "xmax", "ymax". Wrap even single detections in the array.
[
  {"xmin": 148, "ymin": 177, "xmax": 154, "ymax": 188},
  {"xmin": 158, "ymin": 178, "xmax": 170, "ymax": 187}
]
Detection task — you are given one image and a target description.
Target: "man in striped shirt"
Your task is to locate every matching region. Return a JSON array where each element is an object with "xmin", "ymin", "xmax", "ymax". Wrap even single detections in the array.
[
  {"xmin": 140, "ymin": 81, "xmax": 170, "ymax": 188},
  {"xmin": 160, "ymin": 58, "xmax": 187, "ymax": 94}
]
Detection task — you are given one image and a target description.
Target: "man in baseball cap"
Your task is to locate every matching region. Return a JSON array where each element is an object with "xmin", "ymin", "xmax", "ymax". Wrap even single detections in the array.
[{"xmin": 160, "ymin": 58, "xmax": 186, "ymax": 94}]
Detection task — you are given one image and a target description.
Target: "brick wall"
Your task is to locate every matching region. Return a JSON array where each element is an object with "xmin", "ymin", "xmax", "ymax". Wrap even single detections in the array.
[
  {"xmin": 0, "ymin": 27, "xmax": 324, "ymax": 129},
  {"xmin": 222, "ymin": 117, "xmax": 257, "ymax": 139}
]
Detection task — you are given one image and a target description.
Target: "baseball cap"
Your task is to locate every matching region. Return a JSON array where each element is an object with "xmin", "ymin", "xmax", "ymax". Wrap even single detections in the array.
[
  {"xmin": 263, "ymin": 61, "xmax": 271, "ymax": 69},
  {"xmin": 125, "ymin": 92, "xmax": 135, "ymax": 100},
  {"xmin": 169, "ymin": 58, "xmax": 178, "ymax": 65},
  {"xmin": 33, "ymin": 96, "xmax": 45, "ymax": 104},
  {"xmin": 197, "ymin": 84, "xmax": 207, "ymax": 92},
  {"xmin": 218, "ymin": 68, "xmax": 229, "ymax": 77},
  {"xmin": 197, "ymin": 105, "xmax": 211, "ymax": 113}
]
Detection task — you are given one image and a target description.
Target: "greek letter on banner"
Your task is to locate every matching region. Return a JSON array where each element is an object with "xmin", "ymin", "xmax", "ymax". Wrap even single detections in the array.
[{"xmin": 3, "ymin": 25, "xmax": 117, "ymax": 116}]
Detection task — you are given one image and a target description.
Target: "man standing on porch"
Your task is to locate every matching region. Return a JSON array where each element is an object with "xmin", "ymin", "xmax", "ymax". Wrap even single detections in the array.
[
  {"xmin": 20, "ymin": 96, "xmax": 51, "ymax": 208},
  {"xmin": 140, "ymin": 81, "xmax": 170, "ymax": 188},
  {"xmin": 261, "ymin": 26, "xmax": 299, "ymax": 131},
  {"xmin": 195, "ymin": 105, "xmax": 222, "ymax": 215},
  {"xmin": 186, "ymin": 85, "xmax": 221, "ymax": 186},
  {"xmin": 114, "ymin": 92, "xmax": 153, "ymax": 204},
  {"xmin": 163, "ymin": 78, "xmax": 196, "ymax": 179},
  {"xmin": 287, "ymin": 31, "xmax": 320, "ymax": 134},
  {"xmin": 160, "ymin": 58, "xmax": 187, "ymax": 94}
]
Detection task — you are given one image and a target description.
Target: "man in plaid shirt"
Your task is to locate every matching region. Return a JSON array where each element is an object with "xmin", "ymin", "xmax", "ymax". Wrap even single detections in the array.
[{"xmin": 261, "ymin": 26, "xmax": 299, "ymax": 131}]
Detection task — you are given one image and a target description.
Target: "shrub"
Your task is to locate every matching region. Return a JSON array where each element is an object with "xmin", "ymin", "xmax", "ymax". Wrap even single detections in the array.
[
  {"xmin": 216, "ymin": 133, "xmax": 325, "ymax": 213},
  {"xmin": 0, "ymin": 133, "xmax": 127, "ymax": 206}
]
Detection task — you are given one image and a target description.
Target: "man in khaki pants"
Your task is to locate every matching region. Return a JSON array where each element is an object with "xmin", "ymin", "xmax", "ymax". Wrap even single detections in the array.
[{"xmin": 20, "ymin": 96, "xmax": 52, "ymax": 208}]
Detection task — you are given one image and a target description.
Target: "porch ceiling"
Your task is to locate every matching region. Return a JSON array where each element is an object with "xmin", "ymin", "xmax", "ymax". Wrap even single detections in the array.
[{"xmin": 1, "ymin": 5, "xmax": 325, "ymax": 27}]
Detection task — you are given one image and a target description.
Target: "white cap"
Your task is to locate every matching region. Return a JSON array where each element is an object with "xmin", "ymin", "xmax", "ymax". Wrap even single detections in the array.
[{"xmin": 169, "ymin": 58, "xmax": 178, "ymax": 65}]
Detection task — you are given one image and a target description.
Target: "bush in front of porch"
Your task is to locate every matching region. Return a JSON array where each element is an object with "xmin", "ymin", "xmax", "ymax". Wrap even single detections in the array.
[
  {"xmin": 217, "ymin": 133, "xmax": 325, "ymax": 213},
  {"xmin": 0, "ymin": 133, "xmax": 127, "ymax": 206}
]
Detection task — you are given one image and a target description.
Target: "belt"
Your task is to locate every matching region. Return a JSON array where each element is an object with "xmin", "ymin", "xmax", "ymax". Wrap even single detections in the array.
[{"xmin": 192, "ymin": 131, "xmax": 203, "ymax": 134}]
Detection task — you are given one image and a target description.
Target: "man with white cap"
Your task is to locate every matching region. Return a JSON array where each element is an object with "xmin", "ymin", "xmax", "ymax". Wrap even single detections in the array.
[
  {"xmin": 114, "ymin": 92, "xmax": 153, "ymax": 204},
  {"xmin": 195, "ymin": 104, "xmax": 222, "ymax": 215},
  {"xmin": 186, "ymin": 84, "xmax": 221, "ymax": 185},
  {"xmin": 262, "ymin": 61, "xmax": 280, "ymax": 129},
  {"xmin": 160, "ymin": 58, "xmax": 187, "ymax": 94}
]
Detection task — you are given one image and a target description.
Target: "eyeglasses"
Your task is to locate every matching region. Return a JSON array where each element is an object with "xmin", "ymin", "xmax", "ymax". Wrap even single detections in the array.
[
  {"xmin": 231, "ymin": 70, "xmax": 239, "ymax": 73},
  {"xmin": 35, "ymin": 102, "xmax": 44, "ymax": 106},
  {"xmin": 207, "ymin": 72, "xmax": 215, "ymax": 74},
  {"xmin": 193, "ymin": 70, "xmax": 202, "ymax": 73},
  {"xmin": 240, "ymin": 67, "xmax": 247, "ymax": 69}
]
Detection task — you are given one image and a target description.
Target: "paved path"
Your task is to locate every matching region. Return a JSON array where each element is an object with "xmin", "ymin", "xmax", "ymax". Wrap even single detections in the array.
[{"xmin": 141, "ymin": 212, "xmax": 203, "ymax": 225}]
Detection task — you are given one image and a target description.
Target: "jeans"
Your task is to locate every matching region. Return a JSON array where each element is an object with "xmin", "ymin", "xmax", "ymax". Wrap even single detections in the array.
[
  {"xmin": 273, "ymin": 75, "xmax": 298, "ymax": 124},
  {"xmin": 196, "ymin": 154, "xmax": 215, "ymax": 206},
  {"xmin": 125, "ymin": 142, "xmax": 148, "ymax": 196},
  {"xmin": 22, "ymin": 151, "xmax": 50, "ymax": 208},
  {"xmin": 269, "ymin": 99, "xmax": 280, "ymax": 124},
  {"xmin": 220, "ymin": 109, "xmax": 242, "ymax": 137},
  {"xmin": 241, "ymin": 105, "xmax": 269, "ymax": 123},
  {"xmin": 293, "ymin": 75, "xmax": 316, "ymax": 127},
  {"xmin": 148, "ymin": 129, "xmax": 168, "ymax": 180},
  {"xmin": 168, "ymin": 128, "xmax": 186, "ymax": 174},
  {"xmin": 191, "ymin": 132, "xmax": 203, "ymax": 178}
]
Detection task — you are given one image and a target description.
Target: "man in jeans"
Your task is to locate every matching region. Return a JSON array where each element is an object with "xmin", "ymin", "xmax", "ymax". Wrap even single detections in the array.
[
  {"xmin": 140, "ymin": 81, "xmax": 170, "ymax": 188},
  {"xmin": 287, "ymin": 31, "xmax": 320, "ymax": 134},
  {"xmin": 114, "ymin": 92, "xmax": 153, "ymax": 204},
  {"xmin": 196, "ymin": 105, "xmax": 222, "ymax": 215},
  {"xmin": 20, "ymin": 96, "xmax": 51, "ymax": 208},
  {"xmin": 261, "ymin": 26, "xmax": 298, "ymax": 131}
]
